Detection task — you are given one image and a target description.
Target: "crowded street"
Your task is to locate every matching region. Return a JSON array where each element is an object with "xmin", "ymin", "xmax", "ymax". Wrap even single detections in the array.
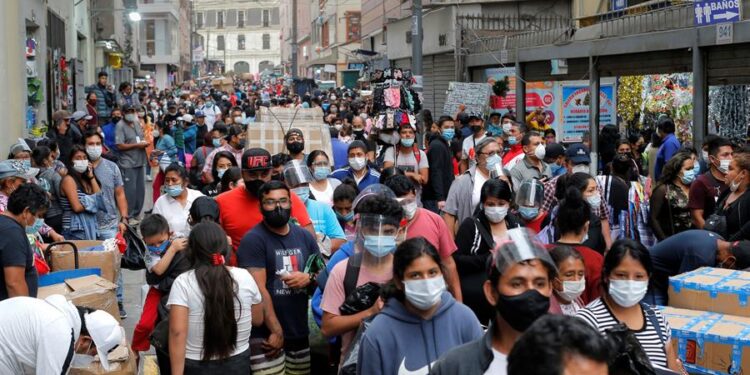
[{"xmin": 3, "ymin": 0, "xmax": 750, "ymax": 374}]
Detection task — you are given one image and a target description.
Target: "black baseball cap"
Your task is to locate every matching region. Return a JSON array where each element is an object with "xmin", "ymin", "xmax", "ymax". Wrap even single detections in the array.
[
  {"xmin": 242, "ymin": 148, "xmax": 271, "ymax": 171},
  {"xmin": 189, "ymin": 197, "xmax": 220, "ymax": 223},
  {"xmin": 732, "ymin": 241, "xmax": 750, "ymax": 269},
  {"xmin": 565, "ymin": 143, "xmax": 591, "ymax": 165},
  {"xmin": 545, "ymin": 143, "xmax": 566, "ymax": 160}
]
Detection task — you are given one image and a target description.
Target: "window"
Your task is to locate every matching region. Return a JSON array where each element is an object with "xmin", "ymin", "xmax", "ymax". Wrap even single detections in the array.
[
  {"xmin": 322, "ymin": 21, "xmax": 330, "ymax": 48},
  {"xmin": 217, "ymin": 11, "xmax": 224, "ymax": 28},
  {"xmin": 217, "ymin": 35, "xmax": 225, "ymax": 50},
  {"xmin": 145, "ymin": 20, "xmax": 156, "ymax": 55},
  {"xmin": 238, "ymin": 35, "xmax": 245, "ymax": 50},
  {"xmin": 197, "ymin": 12, "xmax": 204, "ymax": 28},
  {"xmin": 263, "ymin": 9, "xmax": 270, "ymax": 27},
  {"xmin": 238, "ymin": 10, "xmax": 245, "ymax": 28},
  {"xmin": 345, "ymin": 12, "xmax": 361, "ymax": 43},
  {"xmin": 262, "ymin": 34, "xmax": 270, "ymax": 50}
]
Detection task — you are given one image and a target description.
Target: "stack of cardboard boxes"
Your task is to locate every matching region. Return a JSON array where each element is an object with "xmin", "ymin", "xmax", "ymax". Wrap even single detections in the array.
[
  {"xmin": 36, "ymin": 240, "xmax": 136, "ymax": 374},
  {"xmin": 664, "ymin": 267, "xmax": 750, "ymax": 374}
]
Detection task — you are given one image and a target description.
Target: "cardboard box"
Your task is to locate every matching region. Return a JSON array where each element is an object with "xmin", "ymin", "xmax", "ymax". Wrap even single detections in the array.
[
  {"xmin": 661, "ymin": 306, "xmax": 750, "ymax": 375},
  {"xmin": 70, "ymin": 328, "xmax": 136, "ymax": 375},
  {"xmin": 249, "ymin": 107, "xmax": 332, "ymax": 158},
  {"xmin": 669, "ymin": 267, "xmax": 750, "ymax": 317},
  {"xmin": 49, "ymin": 240, "xmax": 121, "ymax": 283},
  {"xmin": 37, "ymin": 275, "xmax": 120, "ymax": 323}
]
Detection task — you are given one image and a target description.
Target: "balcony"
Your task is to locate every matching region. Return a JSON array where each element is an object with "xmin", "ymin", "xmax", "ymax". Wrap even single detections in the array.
[{"xmin": 138, "ymin": 0, "xmax": 179, "ymax": 20}]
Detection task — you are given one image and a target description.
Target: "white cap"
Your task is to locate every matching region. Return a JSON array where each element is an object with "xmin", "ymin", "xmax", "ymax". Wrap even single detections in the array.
[
  {"xmin": 72, "ymin": 110, "xmax": 93, "ymax": 121},
  {"xmin": 84, "ymin": 310, "xmax": 122, "ymax": 371},
  {"xmin": 180, "ymin": 114, "xmax": 194, "ymax": 122}
]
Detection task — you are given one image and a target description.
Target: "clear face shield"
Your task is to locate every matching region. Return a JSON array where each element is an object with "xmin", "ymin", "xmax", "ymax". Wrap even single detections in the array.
[
  {"xmin": 282, "ymin": 159, "xmax": 313, "ymax": 189},
  {"xmin": 355, "ymin": 213, "xmax": 404, "ymax": 267},
  {"xmin": 490, "ymin": 227, "xmax": 557, "ymax": 277},
  {"xmin": 515, "ymin": 179, "xmax": 544, "ymax": 220}
]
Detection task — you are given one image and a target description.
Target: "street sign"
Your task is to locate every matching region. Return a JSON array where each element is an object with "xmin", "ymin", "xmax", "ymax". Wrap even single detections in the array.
[
  {"xmin": 717, "ymin": 22, "xmax": 734, "ymax": 44},
  {"xmin": 694, "ymin": 0, "xmax": 741, "ymax": 26}
]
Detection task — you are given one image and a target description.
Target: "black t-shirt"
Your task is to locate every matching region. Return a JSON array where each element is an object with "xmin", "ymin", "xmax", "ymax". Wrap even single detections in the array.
[
  {"xmin": 0, "ymin": 215, "xmax": 38, "ymax": 300},
  {"xmin": 602, "ymin": 175, "xmax": 629, "ymax": 225},
  {"xmin": 237, "ymin": 223, "xmax": 319, "ymax": 340},
  {"xmin": 649, "ymin": 229, "xmax": 720, "ymax": 295}
]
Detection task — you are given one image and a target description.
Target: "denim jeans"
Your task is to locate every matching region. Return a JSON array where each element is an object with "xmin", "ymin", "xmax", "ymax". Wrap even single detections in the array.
[{"xmin": 98, "ymin": 227, "xmax": 124, "ymax": 303}]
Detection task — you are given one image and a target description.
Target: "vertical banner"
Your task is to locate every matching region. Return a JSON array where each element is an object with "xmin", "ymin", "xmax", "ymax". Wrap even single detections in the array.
[{"xmin": 560, "ymin": 83, "xmax": 616, "ymax": 142}]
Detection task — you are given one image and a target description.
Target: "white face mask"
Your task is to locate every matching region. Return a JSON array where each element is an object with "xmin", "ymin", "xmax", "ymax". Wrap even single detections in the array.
[
  {"xmin": 586, "ymin": 192, "xmax": 602, "ymax": 208},
  {"xmin": 124, "ymin": 113, "xmax": 137, "ymax": 123},
  {"xmin": 534, "ymin": 144, "xmax": 546, "ymax": 160},
  {"xmin": 502, "ymin": 123, "xmax": 512, "ymax": 133},
  {"xmin": 402, "ymin": 201, "xmax": 418, "ymax": 220},
  {"xmin": 349, "ymin": 157, "xmax": 366, "ymax": 171},
  {"xmin": 70, "ymin": 354, "xmax": 96, "ymax": 368},
  {"xmin": 608, "ymin": 279, "xmax": 648, "ymax": 308},
  {"xmin": 718, "ymin": 159, "xmax": 731, "ymax": 174},
  {"xmin": 85, "ymin": 146, "xmax": 102, "ymax": 160},
  {"xmin": 484, "ymin": 206, "xmax": 508, "ymax": 223},
  {"xmin": 73, "ymin": 160, "xmax": 89, "ymax": 174},
  {"xmin": 557, "ymin": 277, "xmax": 586, "ymax": 302},
  {"xmin": 572, "ymin": 164, "xmax": 590, "ymax": 174},
  {"xmin": 702, "ymin": 150, "xmax": 709, "ymax": 161},
  {"xmin": 404, "ymin": 276, "xmax": 446, "ymax": 310}
]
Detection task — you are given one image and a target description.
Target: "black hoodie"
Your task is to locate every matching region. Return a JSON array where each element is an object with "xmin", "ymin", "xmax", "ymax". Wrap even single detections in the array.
[{"xmin": 423, "ymin": 133, "xmax": 454, "ymax": 202}]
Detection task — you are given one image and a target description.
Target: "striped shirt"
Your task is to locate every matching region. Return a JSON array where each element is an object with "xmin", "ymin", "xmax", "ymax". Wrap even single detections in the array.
[{"xmin": 577, "ymin": 298, "xmax": 670, "ymax": 369}]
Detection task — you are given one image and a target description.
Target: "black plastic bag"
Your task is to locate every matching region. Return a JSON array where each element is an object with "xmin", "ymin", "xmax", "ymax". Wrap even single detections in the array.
[
  {"xmin": 121, "ymin": 223, "xmax": 147, "ymax": 270},
  {"xmin": 605, "ymin": 323, "xmax": 656, "ymax": 375},
  {"xmin": 339, "ymin": 282, "xmax": 381, "ymax": 316}
]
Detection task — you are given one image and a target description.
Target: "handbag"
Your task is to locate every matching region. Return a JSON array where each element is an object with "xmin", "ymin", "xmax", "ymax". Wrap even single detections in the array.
[
  {"xmin": 121, "ymin": 223, "xmax": 147, "ymax": 270},
  {"xmin": 150, "ymin": 317, "xmax": 170, "ymax": 353},
  {"xmin": 704, "ymin": 194, "xmax": 729, "ymax": 237},
  {"xmin": 604, "ymin": 323, "xmax": 657, "ymax": 375}
]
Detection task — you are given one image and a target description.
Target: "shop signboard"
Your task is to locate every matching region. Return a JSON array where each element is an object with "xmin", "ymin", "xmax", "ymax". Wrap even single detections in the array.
[
  {"xmin": 693, "ymin": 0, "xmax": 741, "ymax": 26},
  {"xmin": 484, "ymin": 67, "xmax": 558, "ymax": 127},
  {"xmin": 560, "ymin": 83, "xmax": 616, "ymax": 142}
]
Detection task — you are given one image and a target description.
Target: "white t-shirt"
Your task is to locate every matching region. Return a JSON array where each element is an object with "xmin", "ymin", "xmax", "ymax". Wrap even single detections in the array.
[
  {"xmin": 462, "ymin": 134, "xmax": 487, "ymax": 161},
  {"xmin": 167, "ymin": 267, "xmax": 262, "ymax": 361},
  {"xmin": 152, "ymin": 188, "xmax": 204, "ymax": 238},
  {"xmin": 472, "ymin": 170, "xmax": 488, "ymax": 209},
  {"xmin": 309, "ymin": 178, "xmax": 340, "ymax": 207},
  {"xmin": 484, "ymin": 348, "xmax": 508, "ymax": 375},
  {"xmin": 383, "ymin": 147, "xmax": 429, "ymax": 173}
]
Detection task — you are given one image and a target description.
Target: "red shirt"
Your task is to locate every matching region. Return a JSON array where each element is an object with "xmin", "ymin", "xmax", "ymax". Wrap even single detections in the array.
[
  {"xmin": 405, "ymin": 208, "xmax": 457, "ymax": 258},
  {"xmin": 522, "ymin": 212, "xmax": 547, "ymax": 234},
  {"xmin": 545, "ymin": 243, "xmax": 603, "ymax": 305},
  {"xmin": 216, "ymin": 186, "xmax": 312, "ymax": 266},
  {"xmin": 502, "ymin": 144, "xmax": 524, "ymax": 166}
]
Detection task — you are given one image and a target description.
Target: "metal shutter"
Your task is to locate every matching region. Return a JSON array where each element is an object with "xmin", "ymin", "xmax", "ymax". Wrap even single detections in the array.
[
  {"xmin": 271, "ymin": 8, "xmax": 280, "ymax": 25},
  {"xmin": 431, "ymin": 54, "xmax": 455, "ymax": 116},
  {"xmin": 227, "ymin": 10, "xmax": 237, "ymax": 27},
  {"xmin": 206, "ymin": 10, "xmax": 216, "ymax": 27},
  {"xmin": 422, "ymin": 56, "xmax": 435, "ymax": 114},
  {"xmin": 248, "ymin": 9, "xmax": 261, "ymax": 26}
]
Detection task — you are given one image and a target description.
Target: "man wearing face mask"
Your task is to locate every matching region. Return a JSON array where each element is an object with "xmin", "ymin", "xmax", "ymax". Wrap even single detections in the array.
[
  {"xmin": 424, "ymin": 116, "xmax": 457, "ymax": 213},
  {"xmin": 0, "ymin": 296, "xmax": 122, "ymax": 374},
  {"xmin": 197, "ymin": 96, "xmax": 222, "ymax": 130},
  {"xmin": 431, "ymin": 228, "xmax": 557, "ymax": 375},
  {"xmin": 502, "ymin": 122, "xmax": 526, "ymax": 167},
  {"xmin": 85, "ymin": 71, "xmax": 115, "ymax": 126},
  {"xmin": 285, "ymin": 128, "xmax": 307, "ymax": 163},
  {"xmin": 201, "ymin": 125, "xmax": 246, "ymax": 184},
  {"xmin": 688, "ymin": 137, "xmax": 733, "ymax": 228},
  {"xmin": 115, "ymin": 104, "xmax": 149, "ymax": 222},
  {"xmin": 237, "ymin": 180, "xmax": 320, "ymax": 374},
  {"xmin": 350, "ymin": 116, "xmax": 376, "ymax": 161},
  {"xmin": 216, "ymin": 148, "xmax": 314, "ymax": 266},
  {"xmin": 509, "ymin": 131, "xmax": 552, "ymax": 190},
  {"xmin": 543, "ymin": 143, "xmax": 567, "ymax": 178},
  {"xmin": 385, "ymin": 175, "xmax": 462, "ymax": 301},
  {"xmin": 459, "ymin": 114, "xmax": 487, "ymax": 174},
  {"xmin": 0, "ymin": 183, "xmax": 49, "ymax": 300},
  {"xmin": 444, "ymin": 138, "xmax": 505, "ymax": 235},
  {"xmin": 331, "ymin": 141, "xmax": 381, "ymax": 190}
]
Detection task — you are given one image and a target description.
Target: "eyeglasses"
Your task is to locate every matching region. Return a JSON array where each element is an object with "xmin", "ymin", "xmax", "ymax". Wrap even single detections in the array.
[
  {"xmin": 480, "ymin": 151, "xmax": 500, "ymax": 157},
  {"xmin": 262, "ymin": 198, "xmax": 291, "ymax": 209}
]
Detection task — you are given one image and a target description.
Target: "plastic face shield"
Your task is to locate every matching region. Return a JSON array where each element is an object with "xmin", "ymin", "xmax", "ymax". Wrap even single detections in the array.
[
  {"xmin": 355, "ymin": 213, "xmax": 403, "ymax": 265},
  {"xmin": 516, "ymin": 179, "xmax": 544, "ymax": 208},
  {"xmin": 352, "ymin": 184, "xmax": 397, "ymax": 211},
  {"xmin": 490, "ymin": 228, "xmax": 557, "ymax": 276},
  {"xmin": 282, "ymin": 159, "xmax": 313, "ymax": 188}
]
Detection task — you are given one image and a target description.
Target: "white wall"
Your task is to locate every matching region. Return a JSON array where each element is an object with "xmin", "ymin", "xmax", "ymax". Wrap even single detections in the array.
[{"xmin": 0, "ymin": 0, "xmax": 27, "ymax": 152}]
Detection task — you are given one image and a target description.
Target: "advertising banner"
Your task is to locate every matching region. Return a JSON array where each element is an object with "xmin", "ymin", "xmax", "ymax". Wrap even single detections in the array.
[{"xmin": 560, "ymin": 83, "xmax": 616, "ymax": 142}]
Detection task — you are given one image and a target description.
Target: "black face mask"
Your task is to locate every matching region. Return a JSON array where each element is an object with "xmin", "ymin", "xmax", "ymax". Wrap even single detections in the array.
[
  {"xmin": 353, "ymin": 130, "xmax": 365, "ymax": 139},
  {"xmin": 244, "ymin": 179, "xmax": 265, "ymax": 198},
  {"xmin": 494, "ymin": 289, "xmax": 550, "ymax": 332},
  {"xmin": 287, "ymin": 141, "xmax": 305, "ymax": 154},
  {"xmin": 262, "ymin": 206, "xmax": 291, "ymax": 228},
  {"xmin": 111, "ymin": 116, "xmax": 122, "ymax": 123},
  {"xmin": 471, "ymin": 125, "xmax": 483, "ymax": 133}
]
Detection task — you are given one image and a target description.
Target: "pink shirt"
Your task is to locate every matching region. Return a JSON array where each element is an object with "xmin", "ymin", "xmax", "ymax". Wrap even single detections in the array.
[
  {"xmin": 405, "ymin": 208, "xmax": 457, "ymax": 258},
  {"xmin": 321, "ymin": 258, "xmax": 392, "ymax": 356}
]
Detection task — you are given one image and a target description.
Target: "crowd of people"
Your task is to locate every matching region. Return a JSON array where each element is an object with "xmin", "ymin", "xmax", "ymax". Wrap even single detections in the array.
[{"xmin": 1, "ymin": 71, "xmax": 750, "ymax": 374}]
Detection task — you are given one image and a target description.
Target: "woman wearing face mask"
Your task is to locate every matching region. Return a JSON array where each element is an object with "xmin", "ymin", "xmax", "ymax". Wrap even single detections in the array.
[
  {"xmin": 85, "ymin": 92, "xmax": 99, "ymax": 126},
  {"xmin": 383, "ymin": 124, "xmax": 429, "ymax": 199},
  {"xmin": 153, "ymin": 163, "xmax": 204, "ymax": 238},
  {"xmin": 151, "ymin": 123, "xmax": 179, "ymax": 203},
  {"xmin": 649, "ymin": 152, "xmax": 694, "ymax": 241},
  {"xmin": 577, "ymin": 239, "xmax": 684, "ymax": 373},
  {"xmin": 59, "ymin": 145, "xmax": 101, "ymax": 240},
  {"xmin": 548, "ymin": 246, "xmax": 586, "ymax": 316},
  {"xmin": 717, "ymin": 151, "xmax": 750, "ymax": 241},
  {"xmin": 454, "ymin": 179, "xmax": 522, "ymax": 325},
  {"xmin": 547, "ymin": 172, "xmax": 607, "ymax": 253},
  {"xmin": 33, "ymin": 146, "xmax": 64, "ymax": 234},
  {"xmin": 201, "ymin": 151, "xmax": 238, "ymax": 197},
  {"xmin": 357, "ymin": 237, "xmax": 483, "ymax": 375},
  {"xmin": 514, "ymin": 179, "xmax": 546, "ymax": 233},
  {"xmin": 306, "ymin": 150, "xmax": 342, "ymax": 206}
]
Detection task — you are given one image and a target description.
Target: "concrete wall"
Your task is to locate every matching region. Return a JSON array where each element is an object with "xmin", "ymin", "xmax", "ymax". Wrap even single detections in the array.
[
  {"xmin": 387, "ymin": 6, "xmax": 457, "ymax": 60},
  {"xmin": 1, "ymin": 0, "xmax": 27, "ymax": 153}
]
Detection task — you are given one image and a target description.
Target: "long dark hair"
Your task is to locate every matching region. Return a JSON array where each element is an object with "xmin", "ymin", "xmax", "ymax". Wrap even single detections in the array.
[
  {"xmin": 382, "ymin": 237, "xmax": 443, "ymax": 302},
  {"xmin": 555, "ymin": 186, "xmax": 591, "ymax": 236},
  {"xmin": 602, "ymin": 238, "xmax": 652, "ymax": 288},
  {"xmin": 187, "ymin": 222, "xmax": 238, "ymax": 361},
  {"xmin": 211, "ymin": 151, "xmax": 238, "ymax": 181},
  {"xmin": 65, "ymin": 145, "xmax": 98, "ymax": 192},
  {"xmin": 657, "ymin": 152, "xmax": 692, "ymax": 186},
  {"xmin": 219, "ymin": 167, "xmax": 242, "ymax": 194}
]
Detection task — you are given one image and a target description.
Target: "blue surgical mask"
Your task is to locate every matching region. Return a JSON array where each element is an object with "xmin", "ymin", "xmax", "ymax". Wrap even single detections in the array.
[
  {"xmin": 292, "ymin": 186, "xmax": 310, "ymax": 203},
  {"xmin": 147, "ymin": 240, "xmax": 171, "ymax": 255},
  {"xmin": 550, "ymin": 163, "xmax": 565, "ymax": 177},
  {"xmin": 322, "ymin": 103, "xmax": 331, "ymax": 111},
  {"xmin": 22, "ymin": 160, "xmax": 31, "ymax": 170},
  {"xmin": 487, "ymin": 124, "xmax": 502, "ymax": 136},
  {"xmin": 212, "ymin": 138, "xmax": 222, "ymax": 148},
  {"xmin": 486, "ymin": 154, "xmax": 502, "ymax": 170},
  {"xmin": 442, "ymin": 128, "xmax": 455, "ymax": 141},
  {"xmin": 313, "ymin": 167, "xmax": 330, "ymax": 181},
  {"xmin": 217, "ymin": 168, "xmax": 228, "ymax": 179},
  {"xmin": 337, "ymin": 211, "xmax": 354, "ymax": 222},
  {"xmin": 166, "ymin": 184, "xmax": 184, "ymax": 197},
  {"xmin": 681, "ymin": 169, "xmax": 696, "ymax": 185},
  {"xmin": 400, "ymin": 138, "xmax": 415, "ymax": 148},
  {"xmin": 518, "ymin": 206, "xmax": 539, "ymax": 220},
  {"xmin": 508, "ymin": 136, "xmax": 518, "ymax": 145},
  {"xmin": 25, "ymin": 217, "xmax": 45, "ymax": 234},
  {"xmin": 693, "ymin": 162, "xmax": 700, "ymax": 175},
  {"xmin": 363, "ymin": 235, "xmax": 397, "ymax": 257}
]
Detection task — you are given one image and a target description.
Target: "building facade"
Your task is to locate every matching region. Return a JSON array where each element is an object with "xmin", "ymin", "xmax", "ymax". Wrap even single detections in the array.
[
  {"xmin": 194, "ymin": 0, "xmax": 282, "ymax": 77},
  {"xmin": 137, "ymin": 0, "xmax": 186, "ymax": 89}
]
